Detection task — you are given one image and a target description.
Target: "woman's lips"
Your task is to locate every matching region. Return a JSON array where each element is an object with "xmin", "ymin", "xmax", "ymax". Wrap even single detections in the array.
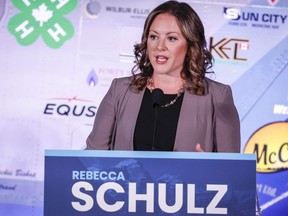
[{"xmin": 156, "ymin": 55, "xmax": 168, "ymax": 64}]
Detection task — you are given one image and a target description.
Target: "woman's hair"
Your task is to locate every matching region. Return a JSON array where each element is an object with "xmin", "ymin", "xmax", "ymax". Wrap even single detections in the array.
[{"xmin": 131, "ymin": 0, "xmax": 213, "ymax": 96}]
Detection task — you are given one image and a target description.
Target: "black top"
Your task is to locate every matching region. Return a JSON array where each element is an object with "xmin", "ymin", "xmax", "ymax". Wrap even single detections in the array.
[{"xmin": 134, "ymin": 88, "xmax": 184, "ymax": 151}]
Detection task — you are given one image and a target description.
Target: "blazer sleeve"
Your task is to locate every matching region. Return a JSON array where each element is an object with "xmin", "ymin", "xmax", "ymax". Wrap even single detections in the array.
[
  {"xmin": 85, "ymin": 79, "xmax": 118, "ymax": 150},
  {"xmin": 213, "ymin": 85, "xmax": 241, "ymax": 153}
]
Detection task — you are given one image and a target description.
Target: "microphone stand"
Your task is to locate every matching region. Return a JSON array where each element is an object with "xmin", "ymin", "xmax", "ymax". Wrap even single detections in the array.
[
  {"xmin": 152, "ymin": 104, "xmax": 159, "ymax": 151},
  {"xmin": 151, "ymin": 88, "xmax": 163, "ymax": 151}
]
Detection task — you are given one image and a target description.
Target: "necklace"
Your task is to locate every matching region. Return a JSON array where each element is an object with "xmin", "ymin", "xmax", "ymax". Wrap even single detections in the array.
[{"xmin": 148, "ymin": 78, "xmax": 186, "ymax": 108}]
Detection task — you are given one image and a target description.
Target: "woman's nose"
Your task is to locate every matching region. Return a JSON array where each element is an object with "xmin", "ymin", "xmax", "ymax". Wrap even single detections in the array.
[{"xmin": 157, "ymin": 38, "xmax": 167, "ymax": 51}]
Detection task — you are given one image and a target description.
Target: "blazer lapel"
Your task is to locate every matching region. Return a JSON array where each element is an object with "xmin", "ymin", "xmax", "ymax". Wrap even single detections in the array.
[
  {"xmin": 174, "ymin": 91, "xmax": 199, "ymax": 151},
  {"xmin": 115, "ymin": 88, "xmax": 145, "ymax": 149}
]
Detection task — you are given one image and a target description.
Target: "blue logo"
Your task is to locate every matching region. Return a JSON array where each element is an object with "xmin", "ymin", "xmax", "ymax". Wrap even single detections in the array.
[{"xmin": 223, "ymin": 7, "xmax": 287, "ymax": 24}]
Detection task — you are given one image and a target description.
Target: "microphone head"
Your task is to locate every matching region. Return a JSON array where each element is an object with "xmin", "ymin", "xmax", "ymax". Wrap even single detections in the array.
[{"xmin": 151, "ymin": 88, "xmax": 164, "ymax": 107}]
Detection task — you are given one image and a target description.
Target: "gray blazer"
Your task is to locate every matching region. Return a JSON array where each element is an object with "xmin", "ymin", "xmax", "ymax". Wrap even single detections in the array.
[{"xmin": 86, "ymin": 76, "xmax": 240, "ymax": 152}]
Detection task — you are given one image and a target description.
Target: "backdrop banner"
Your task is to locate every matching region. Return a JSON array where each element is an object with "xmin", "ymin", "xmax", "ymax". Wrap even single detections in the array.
[
  {"xmin": 1, "ymin": 1, "xmax": 287, "ymax": 215},
  {"xmin": 44, "ymin": 150, "xmax": 256, "ymax": 216}
]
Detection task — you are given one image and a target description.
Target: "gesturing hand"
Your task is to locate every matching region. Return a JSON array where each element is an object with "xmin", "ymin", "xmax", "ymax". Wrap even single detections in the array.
[{"xmin": 196, "ymin": 143, "xmax": 204, "ymax": 152}]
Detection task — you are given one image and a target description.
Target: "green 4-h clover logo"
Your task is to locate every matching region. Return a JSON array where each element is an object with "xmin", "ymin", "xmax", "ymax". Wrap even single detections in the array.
[{"xmin": 8, "ymin": 0, "xmax": 77, "ymax": 48}]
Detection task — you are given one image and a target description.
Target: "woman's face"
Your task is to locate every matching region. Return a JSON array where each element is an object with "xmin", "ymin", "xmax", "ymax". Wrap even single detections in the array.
[{"xmin": 147, "ymin": 13, "xmax": 187, "ymax": 77}]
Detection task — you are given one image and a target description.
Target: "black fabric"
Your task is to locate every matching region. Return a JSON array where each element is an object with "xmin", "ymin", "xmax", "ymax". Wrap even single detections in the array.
[{"xmin": 134, "ymin": 88, "xmax": 184, "ymax": 151}]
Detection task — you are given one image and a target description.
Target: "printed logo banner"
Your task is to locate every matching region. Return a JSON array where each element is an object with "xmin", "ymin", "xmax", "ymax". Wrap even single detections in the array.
[
  {"xmin": 44, "ymin": 150, "xmax": 256, "ymax": 216},
  {"xmin": 1, "ymin": 1, "xmax": 287, "ymax": 215}
]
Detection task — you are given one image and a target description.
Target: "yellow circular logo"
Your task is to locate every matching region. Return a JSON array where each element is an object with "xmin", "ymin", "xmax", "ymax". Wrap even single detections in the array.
[{"xmin": 244, "ymin": 121, "xmax": 288, "ymax": 173}]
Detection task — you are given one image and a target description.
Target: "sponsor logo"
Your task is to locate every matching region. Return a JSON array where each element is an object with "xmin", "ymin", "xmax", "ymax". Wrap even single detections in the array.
[
  {"xmin": 105, "ymin": 4, "xmax": 150, "ymax": 19},
  {"xmin": 223, "ymin": 7, "xmax": 287, "ymax": 29},
  {"xmin": 267, "ymin": 0, "xmax": 280, "ymax": 6},
  {"xmin": 89, "ymin": 67, "xmax": 131, "ymax": 87},
  {"xmin": 8, "ymin": 0, "xmax": 77, "ymax": 48},
  {"xmin": 273, "ymin": 104, "xmax": 288, "ymax": 115},
  {"xmin": 84, "ymin": 0, "xmax": 101, "ymax": 19},
  {"xmin": 43, "ymin": 96, "xmax": 97, "ymax": 117},
  {"xmin": 0, "ymin": 168, "xmax": 36, "ymax": 179},
  {"xmin": 83, "ymin": 1, "xmax": 149, "ymax": 19},
  {"xmin": 209, "ymin": 37, "xmax": 249, "ymax": 61},
  {"xmin": 105, "ymin": 6, "xmax": 150, "ymax": 15},
  {"xmin": 87, "ymin": 68, "xmax": 99, "ymax": 87},
  {"xmin": 0, "ymin": 184, "xmax": 16, "ymax": 191},
  {"xmin": 244, "ymin": 121, "xmax": 288, "ymax": 173}
]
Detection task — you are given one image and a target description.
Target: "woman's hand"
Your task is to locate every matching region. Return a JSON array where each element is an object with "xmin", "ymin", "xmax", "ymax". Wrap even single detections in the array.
[{"xmin": 196, "ymin": 143, "xmax": 204, "ymax": 152}]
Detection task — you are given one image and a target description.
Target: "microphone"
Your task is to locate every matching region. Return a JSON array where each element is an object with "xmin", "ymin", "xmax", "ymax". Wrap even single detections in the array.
[
  {"xmin": 151, "ymin": 88, "xmax": 163, "ymax": 107},
  {"xmin": 151, "ymin": 88, "xmax": 163, "ymax": 150}
]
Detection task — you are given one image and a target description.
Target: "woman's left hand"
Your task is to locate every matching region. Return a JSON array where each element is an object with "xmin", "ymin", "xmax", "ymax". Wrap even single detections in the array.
[{"xmin": 196, "ymin": 143, "xmax": 204, "ymax": 152}]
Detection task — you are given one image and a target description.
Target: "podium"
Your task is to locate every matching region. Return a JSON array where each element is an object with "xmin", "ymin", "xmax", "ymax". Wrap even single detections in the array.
[{"xmin": 44, "ymin": 150, "xmax": 256, "ymax": 215}]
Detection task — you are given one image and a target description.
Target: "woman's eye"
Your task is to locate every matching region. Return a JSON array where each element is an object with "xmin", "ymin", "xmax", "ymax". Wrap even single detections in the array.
[
  {"xmin": 168, "ymin": 36, "xmax": 177, "ymax": 42},
  {"xmin": 149, "ymin": 35, "xmax": 157, "ymax": 40}
]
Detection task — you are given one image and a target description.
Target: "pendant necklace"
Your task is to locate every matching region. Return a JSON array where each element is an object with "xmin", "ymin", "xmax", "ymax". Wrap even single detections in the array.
[{"xmin": 148, "ymin": 78, "xmax": 186, "ymax": 108}]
